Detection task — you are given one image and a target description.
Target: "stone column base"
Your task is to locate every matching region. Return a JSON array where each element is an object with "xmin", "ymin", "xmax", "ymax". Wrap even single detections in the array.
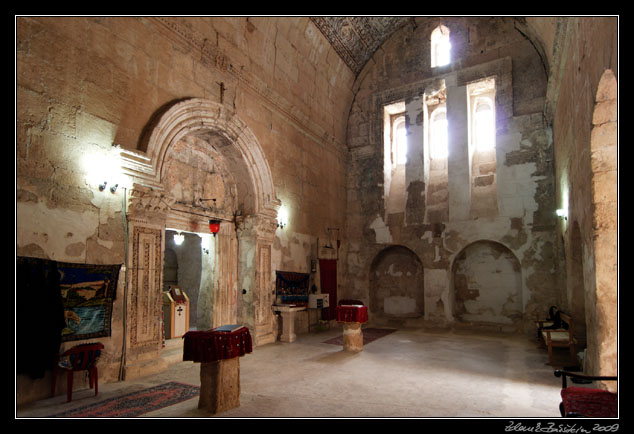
[
  {"xmin": 342, "ymin": 322, "xmax": 364, "ymax": 352},
  {"xmin": 198, "ymin": 357, "xmax": 240, "ymax": 414}
]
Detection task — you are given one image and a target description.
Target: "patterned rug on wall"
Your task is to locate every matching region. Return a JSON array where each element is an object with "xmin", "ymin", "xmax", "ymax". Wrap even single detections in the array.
[
  {"xmin": 47, "ymin": 382, "xmax": 200, "ymax": 418},
  {"xmin": 322, "ymin": 327, "xmax": 397, "ymax": 346}
]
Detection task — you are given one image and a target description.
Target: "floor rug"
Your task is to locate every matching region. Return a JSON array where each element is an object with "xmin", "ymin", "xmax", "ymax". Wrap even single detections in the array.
[
  {"xmin": 47, "ymin": 381, "xmax": 200, "ymax": 418},
  {"xmin": 323, "ymin": 327, "xmax": 397, "ymax": 346}
]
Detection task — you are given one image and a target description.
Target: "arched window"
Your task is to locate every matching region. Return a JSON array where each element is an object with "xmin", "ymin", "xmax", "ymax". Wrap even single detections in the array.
[
  {"xmin": 431, "ymin": 25, "xmax": 451, "ymax": 68},
  {"xmin": 393, "ymin": 115, "xmax": 408, "ymax": 165},
  {"xmin": 430, "ymin": 106, "xmax": 448, "ymax": 159},
  {"xmin": 473, "ymin": 98, "xmax": 495, "ymax": 151}
]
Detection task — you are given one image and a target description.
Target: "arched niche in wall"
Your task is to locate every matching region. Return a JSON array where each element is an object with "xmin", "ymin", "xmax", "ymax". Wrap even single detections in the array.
[
  {"xmin": 369, "ymin": 245, "xmax": 424, "ymax": 319},
  {"xmin": 451, "ymin": 240, "xmax": 522, "ymax": 327}
]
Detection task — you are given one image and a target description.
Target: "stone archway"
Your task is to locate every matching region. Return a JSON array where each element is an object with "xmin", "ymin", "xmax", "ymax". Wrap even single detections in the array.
[
  {"xmin": 451, "ymin": 240, "xmax": 522, "ymax": 328},
  {"xmin": 120, "ymin": 98, "xmax": 279, "ymax": 379}
]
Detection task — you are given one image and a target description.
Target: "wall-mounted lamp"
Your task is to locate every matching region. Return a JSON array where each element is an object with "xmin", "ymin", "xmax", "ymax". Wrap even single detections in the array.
[
  {"xmin": 277, "ymin": 206, "xmax": 289, "ymax": 229},
  {"xmin": 98, "ymin": 181, "xmax": 119, "ymax": 193},
  {"xmin": 173, "ymin": 232, "xmax": 185, "ymax": 245},
  {"xmin": 556, "ymin": 208, "xmax": 568, "ymax": 221}
]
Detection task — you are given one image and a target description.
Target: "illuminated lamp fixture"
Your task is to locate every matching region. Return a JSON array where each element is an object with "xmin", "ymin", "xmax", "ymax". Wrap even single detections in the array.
[
  {"xmin": 209, "ymin": 220, "xmax": 221, "ymax": 237},
  {"xmin": 277, "ymin": 206, "xmax": 289, "ymax": 229},
  {"xmin": 556, "ymin": 208, "xmax": 568, "ymax": 221},
  {"xmin": 173, "ymin": 232, "xmax": 185, "ymax": 245}
]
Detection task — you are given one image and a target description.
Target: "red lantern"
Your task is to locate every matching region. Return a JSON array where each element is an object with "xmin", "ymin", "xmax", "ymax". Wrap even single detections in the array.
[{"xmin": 209, "ymin": 220, "xmax": 221, "ymax": 236}]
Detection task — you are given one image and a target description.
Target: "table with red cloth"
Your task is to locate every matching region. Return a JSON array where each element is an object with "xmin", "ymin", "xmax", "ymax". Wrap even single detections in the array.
[
  {"xmin": 336, "ymin": 305, "xmax": 368, "ymax": 323},
  {"xmin": 182, "ymin": 326, "xmax": 252, "ymax": 414},
  {"xmin": 336, "ymin": 305, "xmax": 368, "ymax": 352}
]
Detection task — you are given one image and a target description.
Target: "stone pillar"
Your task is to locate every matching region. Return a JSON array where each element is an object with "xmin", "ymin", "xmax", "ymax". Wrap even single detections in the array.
[
  {"xmin": 236, "ymin": 208, "xmax": 279, "ymax": 347},
  {"xmin": 278, "ymin": 310, "xmax": 297, "ymax": 343},
  {"xmin": 198, "ymin": 358, "xmax": 241, "ymax": 414},
  {"xmin": 446, "ymin": 78, "xmax": 471, "ymax": 222},
  {"xmin": 342, "ymin": 322, "xmax": 364, "ymax": 352},
  {"xmin": 123, "ymin": 184, "xmax": 175, "ymax": 380},
  {"xmin": 405, "ymin": 95, "xmax": 426, "ymax": 225}
]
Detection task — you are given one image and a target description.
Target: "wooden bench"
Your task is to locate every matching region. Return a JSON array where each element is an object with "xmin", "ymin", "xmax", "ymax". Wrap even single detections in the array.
[
  {"xmin": 554, "ymin": 370, "xmax": 618, "ymax": 417},
  {"xmin": 541, "ymin": 312, "xmax": 576, "ymax": 366}
]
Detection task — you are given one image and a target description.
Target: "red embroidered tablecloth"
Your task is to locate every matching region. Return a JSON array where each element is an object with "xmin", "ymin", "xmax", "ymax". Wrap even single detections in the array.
[
  {"xmin": 183, "ymin": 327, "xmax": 252, "ymax": 363},
  {"xmin": 561, "ymin": 386, "xmax": 618, "ymax": 417},
  {"xmin": 336, "ymin": 305, "xmax": 368, "ymax": 323}
]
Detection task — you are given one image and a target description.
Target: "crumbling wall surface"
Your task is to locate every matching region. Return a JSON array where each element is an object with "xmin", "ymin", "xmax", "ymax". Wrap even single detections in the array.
[
  {"xmin": 16, "ymin": 16, "xmax": 352, "ymax": 404},
  {"xmin": 343, "ymin": 17, "xmax": 557, "ymax": 332},
  {"xmin": 549, "ymin": 17, "xmax": 617, "ymax": 379}
]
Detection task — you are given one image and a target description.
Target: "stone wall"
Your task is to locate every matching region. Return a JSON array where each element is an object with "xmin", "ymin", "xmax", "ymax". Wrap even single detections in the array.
[
  {"xmin": 16, "ymin": 16, "xmax": 352, "ymax": 404},
  {"xmin": 547, "ymin": 17, "xmax": 618, "ymax": 380},
  {"xmin": 343, "ymin": 17, "xmax": 557, "ymax": 332}
]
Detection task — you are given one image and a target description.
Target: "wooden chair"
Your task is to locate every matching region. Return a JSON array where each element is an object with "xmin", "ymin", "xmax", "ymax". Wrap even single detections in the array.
[
  {"xmin": 554, "ymin": 370, "xmax": 617, "ymax": 417},
  {"xmin": 541, "ymin": 312, "xmax": 576, "ymax": 365},
  {"xmin": 51, "ymin": 342, "xmax": 104, "ymax": 402}
]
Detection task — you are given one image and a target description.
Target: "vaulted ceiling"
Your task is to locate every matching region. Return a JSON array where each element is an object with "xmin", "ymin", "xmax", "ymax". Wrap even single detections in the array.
[
  {"xmin": 310, "ymin": 16, "xmax": 556, "ymax": 78},
  {"xmin": 310, "ymin": 17, "xmax": 411, "ymax": 75}
]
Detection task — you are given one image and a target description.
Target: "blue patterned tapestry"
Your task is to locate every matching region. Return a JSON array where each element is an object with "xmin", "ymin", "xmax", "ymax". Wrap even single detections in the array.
[{"xmin": 57, "ymin": 262, "xmax": 121, "ymax": 342}]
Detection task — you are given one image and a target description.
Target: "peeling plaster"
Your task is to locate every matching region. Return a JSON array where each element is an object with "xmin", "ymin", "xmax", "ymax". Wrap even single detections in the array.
[
  {"xmin": 369, "ymin": 215, "xmax": 392, "ymax": 244},
  {"xmin": 17, "ymin": 201, "xmax": 99, "ymax": 261}
]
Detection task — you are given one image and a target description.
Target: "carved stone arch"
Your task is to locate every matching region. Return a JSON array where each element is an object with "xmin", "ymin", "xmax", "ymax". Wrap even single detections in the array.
[
  {"xmin": 146, "ymin": 98, "xmax": 279, "ymax": 219},
  {"xmin": 122, "ymin": 99, "xmax": 280, "ymax": 380}
]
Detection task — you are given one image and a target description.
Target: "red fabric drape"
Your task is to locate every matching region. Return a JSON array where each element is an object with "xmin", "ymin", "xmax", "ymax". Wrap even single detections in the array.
[
  {"xmin": 560, "ymin": 387, "xmax": 617, "ymax": 417},
  {"xmin": 182, "ymin": 327, "xmax": 252, "ymax": 363},
  {"xmin": 336, "ymin": 305, "xmax": 368, "ymax": 323},
  {"xmin": 319, "ymin": 259, "xmax": 337, "ymax": 320}
]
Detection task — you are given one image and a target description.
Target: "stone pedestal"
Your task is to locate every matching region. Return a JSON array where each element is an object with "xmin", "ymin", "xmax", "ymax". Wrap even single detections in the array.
[
  {"xmin": 342, "ymin": 322, "xmax": 364, "ymax": 352},
  {"xmin": 274, "ymin": 305, "xmax": 306, "ymax": 343},
  {"xmin": 198, "ymin": 357, "xmax": 240, "ymax": 414}
]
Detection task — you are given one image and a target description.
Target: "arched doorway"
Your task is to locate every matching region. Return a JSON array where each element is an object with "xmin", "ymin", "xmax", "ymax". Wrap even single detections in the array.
[
  {"xmin": 452, "ymin": 240, "xmax": 522, "ymax": 327},
  {"xmin": 369, "ymin": 245, "xmax": 424, "ymax": 320},
  {"xmin": 120, "ymin": 98, "xmax": 280, "ymax": 379}
]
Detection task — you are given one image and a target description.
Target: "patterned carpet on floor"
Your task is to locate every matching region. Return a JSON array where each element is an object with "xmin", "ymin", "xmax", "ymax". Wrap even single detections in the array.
[
  {"xmin": 47, "ymin": 381, "xmax": 200, "ymax": 418},
  {"xmin": 322, "ymin": 327, "xmax": 397, "ymax": 346}
]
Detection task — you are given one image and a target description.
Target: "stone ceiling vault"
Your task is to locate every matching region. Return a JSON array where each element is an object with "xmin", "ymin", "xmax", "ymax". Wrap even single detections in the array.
[{"xmin": 310, "ymin": 17, "xmax": 411, "ymax": 75}]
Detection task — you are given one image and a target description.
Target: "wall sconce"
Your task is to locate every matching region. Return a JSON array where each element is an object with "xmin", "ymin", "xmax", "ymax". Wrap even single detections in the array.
[
  {"xmin": 98, "ymin": 181, "xmax": 118, "ymax": 193},
  {"xmin": 277, "ymin": 206, "xmax": 289, "ymax": 229},
  {"xmin": 173, "ymin": 232, "xmax": 185, "ymax": 245},
  {"xmin": 556, "ymin": 208, "xmax": 568, "ymax": 221}
]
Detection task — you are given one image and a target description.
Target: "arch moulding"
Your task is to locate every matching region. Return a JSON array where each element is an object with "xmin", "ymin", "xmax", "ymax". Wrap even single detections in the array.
[{"xmin": 120, "ymin": 98, "xmax": 281, "ymax": 381}]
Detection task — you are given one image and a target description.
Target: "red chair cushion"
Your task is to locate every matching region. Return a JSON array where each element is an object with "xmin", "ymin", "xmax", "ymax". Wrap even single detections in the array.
[{"xmin": 561, "ymin": 386, "xmax": 617, "ymax": 417}]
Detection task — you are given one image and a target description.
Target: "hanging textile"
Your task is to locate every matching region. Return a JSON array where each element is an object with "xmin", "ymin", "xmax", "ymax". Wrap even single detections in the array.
[
  {"xmin": 319, "ymin": 259, "xmax": 337, "ymax": 320},
  {"xmin": 16, "ymin": 257, "xmax": 66, "ymax": 379}
]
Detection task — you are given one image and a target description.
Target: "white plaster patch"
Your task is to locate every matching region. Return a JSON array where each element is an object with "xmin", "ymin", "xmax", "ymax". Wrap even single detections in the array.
[
  {"xmin": 369, "ymin": 215, "xmax": 392, "ymax": 244},
  {"xmin": 17, "ymin": 201, "xmax": 99, "ymax": 261},
  {"xmin": 387, "ymin": 263, "xmax": 402, "ymax": 276}
]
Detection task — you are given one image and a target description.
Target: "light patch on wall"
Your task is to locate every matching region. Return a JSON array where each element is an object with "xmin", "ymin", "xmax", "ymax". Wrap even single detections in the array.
[
  {"xmin": 17, "ymin": 201, "xmax": 99, "ymax": 261},
  {"xmin": 369, "ymin": 215, "xmax": 392, "ymax": 244},
  {"xmin": 81, "ymin": 146, "xmax": 129, "ymax": 192}
]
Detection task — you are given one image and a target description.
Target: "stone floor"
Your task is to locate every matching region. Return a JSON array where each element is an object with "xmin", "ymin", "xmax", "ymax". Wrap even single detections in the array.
[{"xmin": 16, "ymin": 325, "xmax": 570, "ymax": 419}]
